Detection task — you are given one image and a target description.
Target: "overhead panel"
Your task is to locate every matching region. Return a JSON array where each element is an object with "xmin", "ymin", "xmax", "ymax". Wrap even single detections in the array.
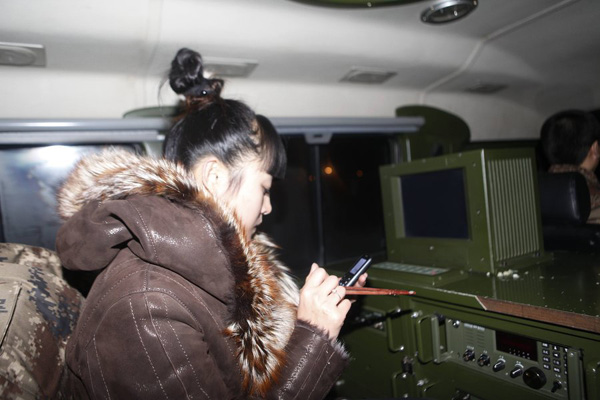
[{"xmin": 289, "ymin": 0, "xmax": 426, "ymax": 8}]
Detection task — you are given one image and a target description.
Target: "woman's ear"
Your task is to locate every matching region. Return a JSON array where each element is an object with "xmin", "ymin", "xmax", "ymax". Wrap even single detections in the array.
[{"xmin": 193, "ymin": 157, "xmax": 230, "ymax": 197}]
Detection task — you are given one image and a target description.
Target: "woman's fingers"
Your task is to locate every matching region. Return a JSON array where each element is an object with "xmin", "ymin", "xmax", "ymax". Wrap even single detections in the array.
[
  {"xmin": 304, "ymin": 263, "xmax": 328, "ymax": 287},
  {"xmin": 355, "ymin": 272, "xmax": 368, "ymax": 287},
  {"xmin": 298, "ymin": 264, "xmax": 356, "ymax": 339},
  {"xmin": 328, "ymin": 285, "xmax": 346, "ymax": 304}
]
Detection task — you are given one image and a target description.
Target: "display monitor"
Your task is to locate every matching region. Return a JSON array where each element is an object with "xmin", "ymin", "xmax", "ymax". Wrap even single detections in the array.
[{"xmin": 379, "ymin": 148, "xmax": 547, "ymax": 274}]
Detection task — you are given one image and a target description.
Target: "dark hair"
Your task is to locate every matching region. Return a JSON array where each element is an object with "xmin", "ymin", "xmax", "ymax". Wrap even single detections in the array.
[
  {"xmin": 541, "ymin": 109, "xmax": 600, "ymax": 165},
  {"xmin": 164, "ymin": 48, "xmax": 286, "ymax": 180}
]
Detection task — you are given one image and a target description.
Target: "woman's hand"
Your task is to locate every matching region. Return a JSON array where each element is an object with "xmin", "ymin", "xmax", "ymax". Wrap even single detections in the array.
[{"xmin": 297, "ymin": 263, "xmax": 352, "ymax": 340}]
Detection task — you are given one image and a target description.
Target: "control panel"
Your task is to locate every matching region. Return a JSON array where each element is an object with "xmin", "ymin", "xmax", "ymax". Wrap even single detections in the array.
[{"xmin": 443, "ymin": 318, "xmax": 584, "ymax": 399}]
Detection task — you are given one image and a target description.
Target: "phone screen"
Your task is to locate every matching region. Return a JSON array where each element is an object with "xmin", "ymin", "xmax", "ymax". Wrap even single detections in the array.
[{"xmin": 340, "ymin": 255, "xmax": 372, "ymax": 286}]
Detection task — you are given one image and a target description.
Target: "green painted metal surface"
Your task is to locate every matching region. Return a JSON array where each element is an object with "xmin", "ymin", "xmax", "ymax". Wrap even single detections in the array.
[
  {"xmin": 395, "ymin": 104, "xmax": 470, "ymax": 162},
  {"xmin": 328, "ymin": 145, "xmax": 600, "ymax": 399},
  {"xmin": 380, "ymin": 148, "xmax": 550, "ymax": 275},
  {"xmin": 329, "ymin": 253, "xmax": 600, "ymax": 399}
]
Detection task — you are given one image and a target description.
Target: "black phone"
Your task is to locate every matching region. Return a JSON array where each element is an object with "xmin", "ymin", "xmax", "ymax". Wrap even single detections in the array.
[{"xmin": 339, "ymin": 255, "xmax": 372, "ymax": 286}]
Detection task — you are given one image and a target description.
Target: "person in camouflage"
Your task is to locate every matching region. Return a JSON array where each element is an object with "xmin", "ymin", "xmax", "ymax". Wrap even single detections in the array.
[
  {"xmin": 541, "ymin": 109, "xmax": 600, "ymax": 223},
  {"xmin": 0, "ymin": 242, "xmax": 83, "ymax": 400}
]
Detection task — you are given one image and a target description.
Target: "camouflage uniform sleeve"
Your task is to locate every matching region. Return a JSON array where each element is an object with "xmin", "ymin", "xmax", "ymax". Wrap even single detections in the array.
[{"xmin": 0, "ymin": 243, "xmax": 84, "ymax": 400}]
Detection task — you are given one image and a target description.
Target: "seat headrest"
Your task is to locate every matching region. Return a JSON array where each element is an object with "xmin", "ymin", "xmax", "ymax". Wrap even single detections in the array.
[{"xmin": 538, "ymin": 172, "xmax": 591, "ymax": 225}]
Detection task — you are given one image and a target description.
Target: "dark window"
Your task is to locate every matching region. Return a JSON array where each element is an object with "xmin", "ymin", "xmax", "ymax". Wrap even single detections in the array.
[
  {"xmin": 320, "ymin": 135, "xmax": 390, "ymax": 265},
  {"xmin": 262, "ymin": 134, "xmax": 391, "ymax": 278}
]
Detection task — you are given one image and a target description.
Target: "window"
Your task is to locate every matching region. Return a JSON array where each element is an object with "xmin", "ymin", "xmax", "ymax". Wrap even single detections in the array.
[
  {"xmin": 0, "ymin": 144, "xmax": 140, "ymax": 250},
  {"xmin": 261, "ymin": 134, "xmax": 392, "ymax": 278}
]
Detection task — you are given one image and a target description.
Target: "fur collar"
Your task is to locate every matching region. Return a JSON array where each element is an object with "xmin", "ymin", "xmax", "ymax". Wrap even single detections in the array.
[{"xmin": 57, "ymin": 148, "xmax": 299, "ymax": 396}]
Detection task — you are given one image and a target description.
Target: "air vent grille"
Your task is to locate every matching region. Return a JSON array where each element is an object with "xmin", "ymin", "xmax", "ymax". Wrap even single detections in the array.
[
  {"xmin": 203, "ymin": 57, "xmax": 257, "ymax": 78},
  {"xmin": 487, "ymin": 158, "xmax": 541, "ymax": 262},
  {"xmin": 465, "ymin": 82, "xmax": 507, "ymax": 94},
  {"xmin": 0, "ymin": 42, "xmax": 46, "ymax": 67},
  {"xmin": 341, "ymin": 67, "xmax": 396, "ymax": 84}
]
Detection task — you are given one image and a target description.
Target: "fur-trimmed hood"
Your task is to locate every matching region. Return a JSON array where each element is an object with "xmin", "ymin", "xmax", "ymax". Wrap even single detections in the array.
[{"xmin": 56, "ymin": 148, "xmax": 300, "ymax": 396}]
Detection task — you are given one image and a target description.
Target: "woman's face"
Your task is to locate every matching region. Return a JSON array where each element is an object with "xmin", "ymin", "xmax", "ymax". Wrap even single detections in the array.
[
  {"xmin": 194, "ymin": 156, "xmax": 273, "ymax": 238},
  {"xmin": 229, "ymin": 160, "xmax": 273, "ymax": 238},
  {"xmin": 221, "ymin": 159, "xmax": 273, "ymax": 239}
]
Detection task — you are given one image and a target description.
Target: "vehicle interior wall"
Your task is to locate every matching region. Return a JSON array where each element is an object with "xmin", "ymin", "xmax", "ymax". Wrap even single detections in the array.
[{"xmin": 2, "ymin": 0, "xmax": 599, "ymax": 142}]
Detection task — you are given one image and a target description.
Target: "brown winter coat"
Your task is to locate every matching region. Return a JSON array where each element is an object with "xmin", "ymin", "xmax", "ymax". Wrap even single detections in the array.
[{"xmin": 55, "ymin": 149, "xmax": 348, "ymax": 399}]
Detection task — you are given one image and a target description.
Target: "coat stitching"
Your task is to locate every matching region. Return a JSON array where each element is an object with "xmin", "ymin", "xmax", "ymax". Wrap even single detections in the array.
[
  {"xmin": 92, "ymin": 337, "xmax": 111, "ymax": 400},
  {"xmin": 159, "ymin": 295, "xmax": 211, "ymax": 400},
  {"xmin": 77, "ymin": 257, "xmax": 140, "ymax": 333},
  {"xmin": 128, "ymin": 200, "xmax": 158, "ymax": 263},
  {"xmin": 129, "ymin": 297, "xmax": 170, "ymax": 400}
]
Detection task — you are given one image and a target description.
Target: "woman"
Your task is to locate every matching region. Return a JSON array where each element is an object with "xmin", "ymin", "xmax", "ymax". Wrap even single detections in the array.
[{"xmin": 56, "ymin": 48, "xmax": 364, "ymax": 399}]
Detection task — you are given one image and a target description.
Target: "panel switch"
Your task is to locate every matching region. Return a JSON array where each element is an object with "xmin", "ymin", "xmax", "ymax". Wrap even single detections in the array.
[
  {"xmin": 510, "ymin": 365, "xmax": 524, "ymax": 378},
  {"xmin": 462, "ymin": 349, "xmax": 475, "ymax": 362},
  {"xmin": 492, "ymin": 359, "xmax": 505, "ymax": 372},
  {"xmin": 551, "ymin": 381, "xmax": 563, "ymax": 393},
  {"xmin": 477, "ymin": 353, "xmax": 490, "ymax": 367}
]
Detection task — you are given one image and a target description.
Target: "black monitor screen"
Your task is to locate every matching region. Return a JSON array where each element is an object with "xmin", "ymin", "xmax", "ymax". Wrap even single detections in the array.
[{"xmin": 400, "ymin": 168, "xmax": 469, "ymax": 239}]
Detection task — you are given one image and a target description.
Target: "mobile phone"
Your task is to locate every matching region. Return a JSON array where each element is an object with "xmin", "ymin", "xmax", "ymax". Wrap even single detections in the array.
[{"xmin": 339, "ymin": 255, "xmax": 372, "ymax": 286}]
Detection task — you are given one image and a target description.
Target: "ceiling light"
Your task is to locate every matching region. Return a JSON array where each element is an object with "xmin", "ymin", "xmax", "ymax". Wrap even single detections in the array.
[
  {"xmin": 341, "ymin": 67, "xmax": 397, "ymax": 84},
  {"xmin": 421, "ymin": 0, "xmax": 478, "ymax": 24},
  {"xmin": 0, "ymin": 42, "xmax": 46, "ymax": 67}
]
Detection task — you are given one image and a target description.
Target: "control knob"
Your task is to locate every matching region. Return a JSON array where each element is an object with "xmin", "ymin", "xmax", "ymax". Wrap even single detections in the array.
[
  {"xmin": 510, "ymin": 365, "xmax": 524, "ymax": 378},
  {"xmin": 462, "ymin": 349, "xmax": 475, "ymax": 362},
  {"xmin": 492, "ymin": 359, "xmax": 505, "ymax": 372},
  {"xmin": 477, "ymin": 353, "xmax": 490, "ymax": 367},
  {"xmin": 551, "ymin": 381, "xmax": 563, "ymax": 393},
  {"xmin": 523, "ymin": 367, "xmax": 547, "ymax": 389}
]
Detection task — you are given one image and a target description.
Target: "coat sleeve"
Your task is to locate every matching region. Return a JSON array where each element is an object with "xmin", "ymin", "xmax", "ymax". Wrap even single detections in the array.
[
  {"xmin": 268, "ymin": 320, "xmax": 350, "ymax": 400},
  {"xmin": 83, "ymin": 291, "xmax": 236, "ymax": 400}
]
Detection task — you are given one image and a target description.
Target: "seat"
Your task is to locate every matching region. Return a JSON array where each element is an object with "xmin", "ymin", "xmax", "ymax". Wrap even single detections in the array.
[
  {"xmin": 395, "ymin": 105, "xmax": 470, "ymax": 161},
  {"xmin": 537, "ymin": 172, "xmax": 600, "ymax": 251},
  {"xmin": 0, "ymin": 242, "xmax": 84, "ymax": 399}
]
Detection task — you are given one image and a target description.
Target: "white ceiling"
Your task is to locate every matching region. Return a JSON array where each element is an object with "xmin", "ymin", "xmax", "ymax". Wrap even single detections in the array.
[{"xmin": 1, "ymin": 0, "xmax": 599, "ymax": 139}]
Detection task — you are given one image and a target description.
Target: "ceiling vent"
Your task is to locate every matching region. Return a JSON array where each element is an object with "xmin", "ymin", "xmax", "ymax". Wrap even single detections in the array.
[
  {"xmin": 465, "ymin": 82, "xmax": 508, "ymax": 94},
  {"xmin": 203, "ymin": 57, "xmax": 258, "ymax": 78},
  {"xmin": 0, "ymin": 42, "xmax": 46, "ymax": 67},
  {"xmin": 341, "ymin": 67, "xmax": 397, "ymax": 84}
]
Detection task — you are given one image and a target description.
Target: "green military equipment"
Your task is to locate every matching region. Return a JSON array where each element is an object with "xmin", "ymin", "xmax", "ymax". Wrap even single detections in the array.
[
  {"xmin": 332, "ymin": 148, "xmax": 600, "ymax": 399},
  {"xmin": 380, "ymin": 148, "xmax": 549, "ymax": 275}
]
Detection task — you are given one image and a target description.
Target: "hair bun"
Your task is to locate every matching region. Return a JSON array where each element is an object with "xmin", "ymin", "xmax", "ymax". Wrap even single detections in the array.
[
  {"xmin": 169, "ymin": 48, "xmax": 224, "ymax": 105},
  {"xmin": 169, "ymin": 48, "xmax": 204, "ymax": 95}
]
